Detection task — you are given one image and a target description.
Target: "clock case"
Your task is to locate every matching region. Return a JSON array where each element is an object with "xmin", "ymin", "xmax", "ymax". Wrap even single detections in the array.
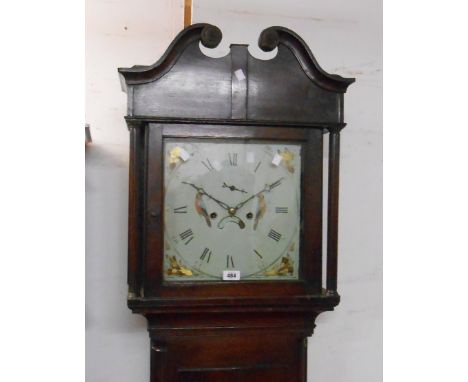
[{"xmin": 119, "ymin": 24, "xmax": 354, "ymax": 382}]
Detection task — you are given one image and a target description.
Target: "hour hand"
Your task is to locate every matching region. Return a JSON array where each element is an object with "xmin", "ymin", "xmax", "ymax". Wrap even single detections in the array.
[{"xmin": 182, "ymin": 181, "xmax": 230, "ymax": 211}]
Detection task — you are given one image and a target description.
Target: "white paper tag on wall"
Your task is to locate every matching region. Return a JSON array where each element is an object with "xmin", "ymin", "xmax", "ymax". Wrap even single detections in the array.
[
  {"xmin": 234, "ymin": 69, "xmax": 246, "ymax": 81},
  {"xmin": 272, "ymin": 152, "xmax": 282, "ymax": 166},
  {"xmin": 223, "ymin": 270, "xmax": 240, "ymax": 281},
  {"xmin": 178, "ymin": 147, "xmax": 190, "ymax": 161}
]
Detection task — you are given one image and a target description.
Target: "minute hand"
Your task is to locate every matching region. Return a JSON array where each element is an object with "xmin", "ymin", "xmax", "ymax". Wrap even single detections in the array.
[{"xmin": 234, "ymin": 177, "xmax": 284, "ymax": 210}]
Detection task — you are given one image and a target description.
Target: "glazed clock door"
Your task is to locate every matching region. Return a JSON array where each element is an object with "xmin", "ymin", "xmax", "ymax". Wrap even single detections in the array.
[{"xmin": 163, "ymin": 138, "xmax": 302, "ymax": 281}]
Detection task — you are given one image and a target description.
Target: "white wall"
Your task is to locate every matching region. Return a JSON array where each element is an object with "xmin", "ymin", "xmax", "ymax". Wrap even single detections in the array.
[
  {"xmin": 86, "ymin": 1, "xmax": 183, "ymax": 381},
  {"xmin": 86, "ymin": 1, "xmax": 382, "ymax": 381}
]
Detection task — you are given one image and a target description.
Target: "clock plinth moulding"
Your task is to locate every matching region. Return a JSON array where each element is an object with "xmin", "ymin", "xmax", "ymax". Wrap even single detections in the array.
[{"xmin": 119, "ymin": 24, "xmax": 354, "ymax": 382}]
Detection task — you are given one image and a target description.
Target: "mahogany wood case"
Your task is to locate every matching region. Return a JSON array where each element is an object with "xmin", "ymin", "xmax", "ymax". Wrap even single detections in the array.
[{"xmin": 118, "ymin": 24, "xmax": 354, "ymax": 382}]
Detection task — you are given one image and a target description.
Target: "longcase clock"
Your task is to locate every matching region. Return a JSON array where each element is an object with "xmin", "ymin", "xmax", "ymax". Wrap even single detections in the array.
[{"xmin": 118, "ymin": 23, "xmax": 354, "ymax": 382}]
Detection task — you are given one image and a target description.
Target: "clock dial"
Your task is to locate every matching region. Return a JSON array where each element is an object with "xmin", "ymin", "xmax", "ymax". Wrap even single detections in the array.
[{"xmin": 163, "ymin": 139, "xmax": 301, "ymax": 281}]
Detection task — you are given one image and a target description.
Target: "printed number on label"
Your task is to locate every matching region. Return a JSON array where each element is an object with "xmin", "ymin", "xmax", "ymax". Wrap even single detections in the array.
[{"xmin": 223, "ymin": 270, "xmax": 240, "ymax": 281}]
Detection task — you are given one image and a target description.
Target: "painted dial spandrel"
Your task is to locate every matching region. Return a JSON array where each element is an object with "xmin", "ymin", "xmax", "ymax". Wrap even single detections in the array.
[{"xmin": 163, "ymin": 139, "xmax": 301, "ymax": 281}]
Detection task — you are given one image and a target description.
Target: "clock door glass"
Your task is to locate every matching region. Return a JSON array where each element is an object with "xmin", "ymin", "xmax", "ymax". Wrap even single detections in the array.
[{"xmin": 163, "ymin": 139, "xmax": 301, "ymax": 281}]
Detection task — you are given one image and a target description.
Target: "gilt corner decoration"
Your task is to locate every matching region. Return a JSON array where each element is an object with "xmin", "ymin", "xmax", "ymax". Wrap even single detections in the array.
[{"xmin": 118, "ymin": 23, "xmax": 354, "ymax": 382}]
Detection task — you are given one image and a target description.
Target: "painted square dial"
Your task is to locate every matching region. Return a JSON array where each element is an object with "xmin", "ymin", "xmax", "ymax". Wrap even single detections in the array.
[{"xmin": 163, "ymin": 138, "xmax": 301, "ymax": 281}]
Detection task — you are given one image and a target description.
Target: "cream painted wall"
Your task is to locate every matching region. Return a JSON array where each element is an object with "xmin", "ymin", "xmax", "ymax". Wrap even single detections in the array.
[
  {"xmin": 86, "ymin": 1, "xmax": 183, "ymax": 381},
  {"xmin": 86, "ymin": 1, "xmax": 382, "ymax": 381}
]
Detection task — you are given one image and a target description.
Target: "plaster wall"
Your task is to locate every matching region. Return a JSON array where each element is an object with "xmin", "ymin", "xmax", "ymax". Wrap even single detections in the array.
[
  {"xmin": 86, "ymin": 1, "xmax": 382, "ymax": 381},
  {"xmin": 86, "ymin": 2, "xmax": 183, "ymax": 381}
]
